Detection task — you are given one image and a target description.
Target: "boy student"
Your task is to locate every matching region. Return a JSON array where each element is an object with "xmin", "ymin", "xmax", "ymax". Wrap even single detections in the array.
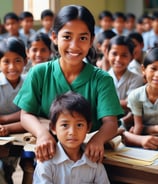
[
  {"xmin": 143, "ymin": 11, "xmax": 158, "ymax": 51},
  {"xmin": 125, "ymin": 13, "xmax": 136, "ymax": 34},
  {"xmin": 37, "ymin": 9, "xmax": 54, "ymax": 38},
  {"xmin": 33, "ymin": 91, "xmax": 110, "ymax": 184},
  {"xmin": 19, "ymin": 11, "xmax": 36, "ymax": 43},
  {"xmin": 127, "ymin": 32, "xmax": 144, "ymax": 77},
  {"xmin": 0, "ymin": 12, "xmax": 27, "ymax": 47},
  {"xmin": 112, "ymin": 12, "xmax": 127, "ymax": 36}
]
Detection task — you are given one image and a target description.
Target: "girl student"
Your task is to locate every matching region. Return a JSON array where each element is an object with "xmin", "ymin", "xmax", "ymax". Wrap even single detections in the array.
[
  {"xmin": 24, "ymin": 32, "xmax": 52, "ymax": 73},
  {"xmin": 14, "ymin": 5, "xmax": 123, "ymax": 163},
  {"xmin": 107, "ymin": 35, "xmax": 144, "ymax": 130},
  {"xmin": 0, "ymin": 37, "xmax": 27, "ymax": 184},
  {"xmin": 122, "ymin": 47, "xmax": 158, "ymax": 149}
]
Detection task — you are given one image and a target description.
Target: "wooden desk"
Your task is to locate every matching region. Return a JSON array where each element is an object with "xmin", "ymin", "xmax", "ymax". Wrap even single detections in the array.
[{"xmin": 103, "ymin": 155, "xmax": 158, "ymax": 184}]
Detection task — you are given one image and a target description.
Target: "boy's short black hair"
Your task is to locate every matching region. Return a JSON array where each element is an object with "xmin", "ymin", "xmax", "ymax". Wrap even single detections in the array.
[
  {"xmin": 127, "ymin": 32, "xmax": 144, "ymax": 44},
  {"xmin": 113, "ymin": 12, "xmax": 126, "ymax": 21},
  {"xmin": 152, "ymin": 11, "xmax": 158, "ymax": 20},
  {"xmin": 41, "ymin": 9, "xmax": 54, "ymax": 20},
  {"xmin": 49, "ymin": 91, "xmax": 92, "ymax": 127},
  {"xmin": 97, "ymin": 30, "xmax": 116, "ymax": 44},
  {"xmin": 98, "ymin": 10, "xmax": 113, "ymax": 20},
  {"xmin": 3, "ymin": 12, "xmax": 19, "ymax": 23},
  {"xmin": 126, "ymin": 13, "xmax": 136, "ymax": 20},
  {"xmin": 19, "ymin": 11, "xmax": 34, "ymax": 20}
]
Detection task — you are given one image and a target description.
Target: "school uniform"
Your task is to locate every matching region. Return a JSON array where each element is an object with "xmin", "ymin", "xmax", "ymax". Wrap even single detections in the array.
[
  {"xmin": 33, "ymin": 142, "xmax": 110, "ymax": 184},
  {"xmin": 108, "ymin": 68, "xmax": 144, "ymax": 100},
  {"xmin": 14, "ymin": 59, "xmax": 123, "ymax": 132},
  {"xmin": 127, "ymin": 84, "xmax": 158, "ymax": 126}
]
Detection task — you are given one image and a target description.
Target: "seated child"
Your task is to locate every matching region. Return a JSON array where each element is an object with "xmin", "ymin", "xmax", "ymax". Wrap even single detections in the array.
[
  {"xmin": 19, "ymin": 11, "xmax": 36, "ymax": 44},
  {"xmin": 0, "ymin": 37, "xmax": 27, "ymax": 184},
  {"xmin": 127, "ymin": 32, "xmax": 144, "ymax": 77},
  {"xmin": 122, "ymin": 47, "xmax": 158, "ymax": 149},
  {"xmin": 107, "ymin": 35, "xmax": 144, "ymax": 129},
  {"xmin": 33, "ymin": 91, "xmax": 110, "ymax": 184},
  {"xmin": 0, "ymin": 12, "xmax": 27, "ymax": 47},
  {"xmin": 95, "ymin": 30, "xmax": 116, "ymax": 71},
  {"xmin": 37, "ymin": 9, "xmax": 54, "ymax": 38},
  {"xmin": 23, "ymin": 32, "xmax": 52, "ymax": 73}
]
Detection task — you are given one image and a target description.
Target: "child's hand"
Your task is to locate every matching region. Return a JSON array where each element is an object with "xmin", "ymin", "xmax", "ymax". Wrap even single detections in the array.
[
  {"xmin": 141, "ymin": 135, "xmax": 158, "ymax": 150},
  {"xmin": 35, "ymin": 131, "xmax": 56, "ymax": 162},
  {"xmin": 0, "ymin": 125, "xmax": 9, "ymax": 136},
  {"xmin": 85, "ymin": 135, "xmax": 104, "ymax": 163}
]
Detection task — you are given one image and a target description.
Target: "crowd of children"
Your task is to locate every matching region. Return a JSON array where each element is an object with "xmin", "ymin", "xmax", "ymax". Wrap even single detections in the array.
[{"xmin": 0, "ymin": 4, "xmax": 158, "ymax": 184}]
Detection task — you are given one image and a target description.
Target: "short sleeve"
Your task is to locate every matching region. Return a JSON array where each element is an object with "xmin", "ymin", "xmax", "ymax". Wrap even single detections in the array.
[{"xmin": 127, "ymin": 88, "xmax": 143, "ymax": 116}]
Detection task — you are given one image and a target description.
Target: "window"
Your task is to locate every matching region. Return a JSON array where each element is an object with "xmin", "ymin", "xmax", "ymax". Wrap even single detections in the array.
[{"xmin": 24, "ymin": 0, "xmax": 50, "ymax": 20}]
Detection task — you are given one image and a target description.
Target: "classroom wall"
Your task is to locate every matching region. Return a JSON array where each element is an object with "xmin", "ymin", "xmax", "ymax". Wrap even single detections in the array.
[{"xmin": 60, "ymin": 0, "xmax": 125, "ymax": 25}]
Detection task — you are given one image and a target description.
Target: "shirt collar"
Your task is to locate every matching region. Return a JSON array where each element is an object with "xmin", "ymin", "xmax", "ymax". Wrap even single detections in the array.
[{"xmin": 53, "ymin": 142, "xmax": 97, "ymax": 168}]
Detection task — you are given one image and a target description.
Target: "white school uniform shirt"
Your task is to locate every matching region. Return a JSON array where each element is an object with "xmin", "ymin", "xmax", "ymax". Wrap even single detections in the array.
[
  {"xmin": 127, "ymin": 84, "xmax": 158, "ymax": 126},
  {"xmin": 128, "ymin": 59, "xmax": 143, "ymax": 77},
  {"xmin": 108, "ymin": 68, "xmax": 144, "ymax": 100},
  {"xmin": 0, "ymin": 72, "xmax": 25, "ymax": 115},
  {"xmin": 33, "ymin": 142, "xmax": 110, "ymax": 184}
]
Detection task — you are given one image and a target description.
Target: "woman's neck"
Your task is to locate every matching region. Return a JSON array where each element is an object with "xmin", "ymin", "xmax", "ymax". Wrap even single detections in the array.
[{"xmin": 59, "ymin": 59, "xmax": 85, "ymax": 84}]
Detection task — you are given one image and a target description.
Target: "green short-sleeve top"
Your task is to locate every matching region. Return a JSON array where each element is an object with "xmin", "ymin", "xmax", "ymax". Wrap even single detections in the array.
[{"xmin": 14, "ymin": 59, "xmax": 123, "ymax": 132}]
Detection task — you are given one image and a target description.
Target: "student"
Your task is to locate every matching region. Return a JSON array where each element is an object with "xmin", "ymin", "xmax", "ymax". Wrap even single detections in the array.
[
  {"xmin": 97, "ymin": 10, "xmax": 113, "ymax": 34},
  {"xmin": 23, "ymin": 32, "xmax": 52, "ymax": 73},
  {"xmin": 143, "ymin": 11, "xmax": 158, "ymax": 51},
  {"xmin": 33, "ymin": 91, "xmax": 110, "ymax": 184},
  {"xmin": 135, "ymin": 16, "xmax": 144, "ymax": 34},
  {"xmin": 0, "ymin": 37, "xmax": 27, "ymax": 184},
  {"xmin": 37, "ymin": 9, "xmax": 54, "ymax": 38},
  {"xmin": 107, "ymin": 35, "xmax": 144, "ymax": 129},
  {"xmin": 14, "ymin": 5, "xmax": 123, "ymax": 164},
  {"xmin": 122, "ymin": 47, "xmax": 158, "ymax": 149},
  {"xmin": 19, "ymin": 11, "xmax": 36, "ymax": 43},
  {"xmin": 127, "ymin": 32, "xmax": 144, "ymax": 76},
  {"xmin": 125, "ymin": 13, "xmax": 136, "ymax": 34},
  {"xmin": 112, "ymin": 12, "xmax": 127, "ymax": 36},
  {"xmin": 95, "ymin": 30, "xmax": 116, "ymax": 71},
  {"xmin": 0, "ymin": 12, "xmax": 27, "ymax": 47}
]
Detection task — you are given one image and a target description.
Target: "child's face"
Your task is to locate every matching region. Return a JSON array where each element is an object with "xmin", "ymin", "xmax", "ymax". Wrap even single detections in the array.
[
  {"xmin": 143, "ymin": 18, "xmax": 152, "ymax": 32},
  {"xmin": 113, "ymin": 18, "xmax": 125, "ymax": 33},
  {"xmin": 125, "ymin": 18, "xmax": 135, "ymax": 31},
  {"xmin": 142, "ymin": 61, "xmax": 158, "ymax": 89},
  {"xmin": 42, "ymin": 16, "xmax": 54, "ymax": 31},
  {"xmin": 132, "ymin": 38, "xmax": 143, "ymax": 62},
  {"xmin": 21, "ymin": 17, "xmax": 34, "ymax": 32},
  {"xmin": 152, "ymin": 19, "xmax": 158, "ymax": 33},
  {"xmin": 4, "ymin": 19, "xmax": 20, "ymax": 36},
  {"xmin": 108, "ymin": 44, "xmax": 132, "ymax": 75},
  {"xmin": 52, "ymin": 111, "xmax": 90, "ymax": 156},
  {"xmin": 52, "ymin": 19, "xmax": 93, "ymax": 66},
  {"xmin": 99, "ymin": 17, "xmax": 113, "ymax": 31},
  {"xmin": 0, "ymin": 52, "xmax": 26, "ymax": 87},
  {"xmin": 27, "ymin": 40, "xmax": 51, "ymax": 66},
  {"xmin": 98, "ymin": 39, "xmax": 110, "ymax": 55}
]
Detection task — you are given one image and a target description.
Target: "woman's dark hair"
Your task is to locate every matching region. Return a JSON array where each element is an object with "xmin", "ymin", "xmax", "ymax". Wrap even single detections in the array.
[
  {"xmin": 143, "ymin": 47, "xmax": 158, "ymax": 68},
  {"xmin": 49, "ymin": 91, "xmax": 92, "ymax": 127},
  {"xmin": 27, "ymin": 32, "xmax": 52, "ymax": 51},
  {"xmin": 107, "ymin": 35, "xmax": 135, "ymax": 55},
  {"xmin": 52, "ymin": 5, "xmax": 96, "ymax": 62},
  {"xmin": 0, "ymin": 37, "xmax": 27, "ymax": 59}
]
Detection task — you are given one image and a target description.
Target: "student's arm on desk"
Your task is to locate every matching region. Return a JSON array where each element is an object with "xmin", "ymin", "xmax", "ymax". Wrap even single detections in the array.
[
  {"xmin": 0, "ymin": 111, "xmax": 21, "ymax": 124},
  {"xmin": 123, "ymin": 131, "xmax": 158, "ymax": 150}
]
